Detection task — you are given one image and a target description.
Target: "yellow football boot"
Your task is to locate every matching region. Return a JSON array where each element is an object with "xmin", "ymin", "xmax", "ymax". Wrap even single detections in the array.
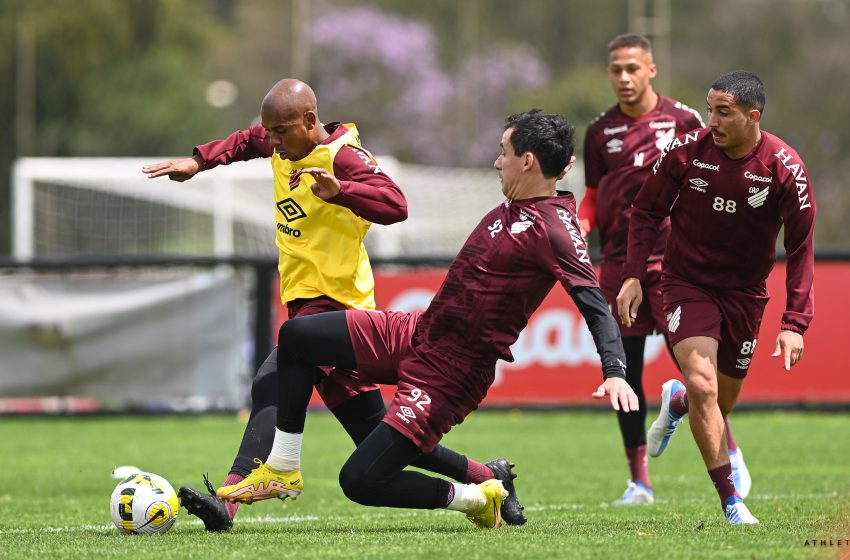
[
  {"xmin": 466, "ymin": 479, "xmax": 508, "ymax": 529},
  {"xmin": 216, "ymin": 460, "xmax": 303, "ymax": 503}
]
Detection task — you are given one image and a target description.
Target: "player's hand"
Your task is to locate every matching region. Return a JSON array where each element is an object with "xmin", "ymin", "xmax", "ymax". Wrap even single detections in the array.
[
  {"xmin": 301, "ymin": 167, "xmax": 341, "ymax": 200},
  {"xmin": 772, "ymin": 329, "xmax": 804, "ymax": 371},
  {"xmin": 592, "ymin": 377, "xmax": 639, "ymax": 412},
  {"xmin": 616, "ymin": 277, "xmax": 643, "ymax": 328},
  {"xmin": 142, "ymin": 156, "xmax": 202, "ymax": 182}
]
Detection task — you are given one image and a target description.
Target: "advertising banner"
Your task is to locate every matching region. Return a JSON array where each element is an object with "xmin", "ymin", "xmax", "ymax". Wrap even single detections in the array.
[{"xmin": 278, "ymin": 262, "xmax": 846, "ymax": 407}]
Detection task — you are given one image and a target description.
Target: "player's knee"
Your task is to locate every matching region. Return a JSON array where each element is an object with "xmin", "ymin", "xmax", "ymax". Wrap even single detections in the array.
[
  {"xmin": 279, "ymin": 315, "xmax": 317, "ymax": 342},
  {"xmin": 718, "ymin": 396, "xmax": 737, "ymax": 416},
  {"xmin": 337, "ymin": 464, "xmax": 360, "ymax": 503},
  {"xmin": 338, "ymin": 461, "xmax": 375, "ymax": 505},
  {"xmin": 685, "ymin": 375, "xmax": 717, "ymax": 404},
  {"xmin": 250, "ymin": 366, "xmax": 277, "ymax": 406},
  {"xmin": 278, "ymin": 317, "xmax": 317, "ymax": 360},
  {"xmin": 278, "ymin": 318, "xmax": 302, "ymax": 350}
]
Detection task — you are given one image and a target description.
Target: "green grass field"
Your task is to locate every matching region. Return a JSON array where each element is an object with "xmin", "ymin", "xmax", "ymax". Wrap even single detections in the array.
[{"xmin": 1, "ymin": 410, "xmax": 848, "ymax": 559}]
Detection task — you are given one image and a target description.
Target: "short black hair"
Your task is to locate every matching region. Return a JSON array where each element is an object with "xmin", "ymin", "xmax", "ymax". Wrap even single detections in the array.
[
  {"xmin": 504, "ymin": 109, "xmax": 576, "ymax": 179},
  {"xmin": 711, "ymin": 70, "xmax": 766, "ymax": 113},
  {"xmin": 608, "ymin": 33, "xmax": 652, "ymax": 54}
]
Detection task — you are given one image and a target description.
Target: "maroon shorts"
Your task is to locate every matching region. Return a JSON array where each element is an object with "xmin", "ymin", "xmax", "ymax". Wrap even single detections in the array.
[
  {"xmin": 661, "ymin": 273, "xmax": 769, "ymax": 378},
  {"xmin": 346, "ymin": 309, "xmax": 494, "ymax": 452},
  {"xmin": 287, "ymin": 297, "xmax": 379, "ymax": 409},
  {"xmin": 601, "ymin": 259, "xmax": 666, "ymax": 337}
]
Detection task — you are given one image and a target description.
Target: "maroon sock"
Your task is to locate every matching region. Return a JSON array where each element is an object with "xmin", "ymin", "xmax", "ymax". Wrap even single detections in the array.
[
  {"xmin": 707, "ymin": 463, "xmax": 739, "ymax": 507},
  {"xmin": 724, "ymin": 417, "xmax": 738, "ymax": 452},
  {"xmin": 222, "ymin": 473, "xmax": 244, "ymax": 519},
  {"xmin": 463, "ymin": 459, "xmax": 495, "ymax": 483},
  {"xmin": 626, "ymin": 445, "xmax": 651, "ymax": 488},
  {"xmin": 670, "ymin": 389, "xmax": 689, "ymax": 416}
]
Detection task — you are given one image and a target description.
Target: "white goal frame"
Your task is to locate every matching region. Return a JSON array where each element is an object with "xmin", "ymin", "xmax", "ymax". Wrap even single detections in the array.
[
  {"xmin": 12, "ymin": 157, "xmax": 280, "ymax": 260},
  {"xmin": 12, "ymin": 156, "xmax": 584, "ymax": 261}
]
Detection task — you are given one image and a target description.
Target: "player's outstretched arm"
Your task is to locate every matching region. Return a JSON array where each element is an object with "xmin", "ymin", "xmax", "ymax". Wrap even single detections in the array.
[
  {"xmin": 570, "ymin": 286, "xmax": 631, "ymax": 410},
  {"xmin": 142, "ymin": 155, "xmax": 203, "ymax": 182},
  {"xmin": 616, "ymin": 277, "xmax": 643, "ymax": 328},
  {"xmin": 771, "ymin": 329, "xmax": 805, "ymax": 371},
  {"xmin": 592, "ymin": 377, "xmax": 638, "ymax": 412}
]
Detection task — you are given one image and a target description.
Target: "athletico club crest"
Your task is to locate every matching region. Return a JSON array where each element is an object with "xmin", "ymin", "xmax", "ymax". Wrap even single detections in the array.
[
  {"xmin": 277, "ymin": 198, "xmax": 307, "ymax": 222},
  {"xmin": 289, "ymin": 170, "xmax": 303, "ymax": 190}
]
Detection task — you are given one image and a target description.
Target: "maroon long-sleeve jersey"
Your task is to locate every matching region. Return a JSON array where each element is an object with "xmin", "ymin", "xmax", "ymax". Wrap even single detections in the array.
[
  {"xmin": 193, "ymin": 122, "xmax": 407, "ymax": 225},
  {"xmin": 413, "ymin": 194, "xmax": 604, "ymax": 364},
  {"xmin": 623, "ymin": 128, "xmax": 816, "ymax": 333},
  {"xmin": 583, "ymin": 95, "xmax": 704, "ymax": 263}
]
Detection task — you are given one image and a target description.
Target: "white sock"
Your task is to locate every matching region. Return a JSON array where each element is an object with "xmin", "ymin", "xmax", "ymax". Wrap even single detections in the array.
[
  {"xmin": 265, "ymin": 429, "xmax": 302, "ymax": 472},
  {"xmin": 445, "ymin": 483, "xmax": 486, "ymax": 513}
]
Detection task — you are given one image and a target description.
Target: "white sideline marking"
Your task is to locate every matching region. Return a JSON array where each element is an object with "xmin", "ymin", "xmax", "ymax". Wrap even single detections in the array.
[
  {"xmin": 0, "ymin": 491, "xmax": 843, "ymax": 535},
  {"xmin": 531, "ymin": 491, "xmax": 843, "ymax": 512},
  {"xmin": 0, "ymin": 514, "xmax": 319, "ymax": 535}
]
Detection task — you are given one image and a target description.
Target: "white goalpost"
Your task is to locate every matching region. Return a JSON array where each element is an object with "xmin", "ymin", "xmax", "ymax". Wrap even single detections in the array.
[
  {"xmin": 12, "ymin": 156, "xmax": 585, "ymax": 261},
  {"xmin": 12, "ymin": 157, "xmax": 274, "ymax": 260}
]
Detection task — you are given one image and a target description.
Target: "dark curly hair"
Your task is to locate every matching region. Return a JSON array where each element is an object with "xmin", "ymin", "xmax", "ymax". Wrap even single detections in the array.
[
  {"xmin": 504, "ymin": 109, "xmax": 576, "ymax": 179},
  {"xmin": 711, "ymin": 70, "xmax": 765, "ymax": 113}
]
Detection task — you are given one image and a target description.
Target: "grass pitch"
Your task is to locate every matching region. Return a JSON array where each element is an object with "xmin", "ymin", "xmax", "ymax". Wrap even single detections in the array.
[{"xmin": 1, "ymin": 410, "xmax": 848, "ymax": 559}]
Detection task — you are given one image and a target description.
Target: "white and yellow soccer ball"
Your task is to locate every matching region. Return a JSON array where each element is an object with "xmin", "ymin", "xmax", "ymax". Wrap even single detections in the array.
[{"xmin": 110, "ymin": 471, "xmax": 179, "ymax": 534}]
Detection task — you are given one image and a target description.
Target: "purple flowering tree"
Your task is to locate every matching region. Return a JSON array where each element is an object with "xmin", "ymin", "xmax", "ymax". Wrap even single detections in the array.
[
  {"xmin": 310, "ymin": 3, "xmax": 549, "ymax": 166},
  {"xmin": 455, "ymin": 46, "xmax": 550, "ymax": 164}
]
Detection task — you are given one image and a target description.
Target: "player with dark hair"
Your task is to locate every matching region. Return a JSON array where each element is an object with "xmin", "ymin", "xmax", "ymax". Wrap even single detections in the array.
[
  {"xmin": 216, "ymin": 110, "xmax": 637, "ymax": 528},
  {"xmin": 142, "ymin": 78, "xmax": 526, "ymax": 531},
  {"xmin": 617, "ymin": 70, "xmax": 816, "ymax": 524},
  {"xmin": 580, "ymin": 33, "xmax": 750, "ymax": 505}
]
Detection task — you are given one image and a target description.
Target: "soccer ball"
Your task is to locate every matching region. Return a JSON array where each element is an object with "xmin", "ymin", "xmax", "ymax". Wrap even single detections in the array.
[{"xmin": 110, "ymin": 471, "xmax": 179, "ymax": 534}]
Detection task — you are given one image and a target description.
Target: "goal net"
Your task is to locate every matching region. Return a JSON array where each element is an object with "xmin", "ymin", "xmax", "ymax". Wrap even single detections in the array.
[
  {"xmin": 12, "ymin": 156, "xmax": 585, "ymax": 260},
  {"xmin": 13, "ymin": 158, "xmax": 273, "ymax": 260}
]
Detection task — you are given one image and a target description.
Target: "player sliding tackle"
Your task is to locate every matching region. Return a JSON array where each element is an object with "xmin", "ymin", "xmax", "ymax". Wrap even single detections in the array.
[
  {"xmin": 143, "ymin": 78, "xmax": 527, "ymax": 532},
  {"xmin": 217, "ymin": 110, "xmax": 637, "ymax": 528}
]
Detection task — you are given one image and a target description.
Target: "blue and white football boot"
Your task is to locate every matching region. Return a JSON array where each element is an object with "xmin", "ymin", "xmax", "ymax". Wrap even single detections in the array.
[
  {"xmin": 729, "ymin": 448, "xmax": 752, "ymax": 499},
  {"xmin": 647, "ymin": 379, "xmax": 686, "ymax": 457},
  {"xmin": 613, "ymin": 480, "xmax": 654, "ymax": 505},
  {"xmin": 724, "ymin": 496, "xmax": 759, "ymax": 525}
]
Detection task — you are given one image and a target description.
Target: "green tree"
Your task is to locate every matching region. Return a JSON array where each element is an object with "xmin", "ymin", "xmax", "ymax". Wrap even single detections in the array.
[
  {"xmin": 0, "ymin": 0, "xmax": 229, "ymax": 253},
  {"xmin": 2, "ymin": 0, "xmax": 847, "ymax": 252}
]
